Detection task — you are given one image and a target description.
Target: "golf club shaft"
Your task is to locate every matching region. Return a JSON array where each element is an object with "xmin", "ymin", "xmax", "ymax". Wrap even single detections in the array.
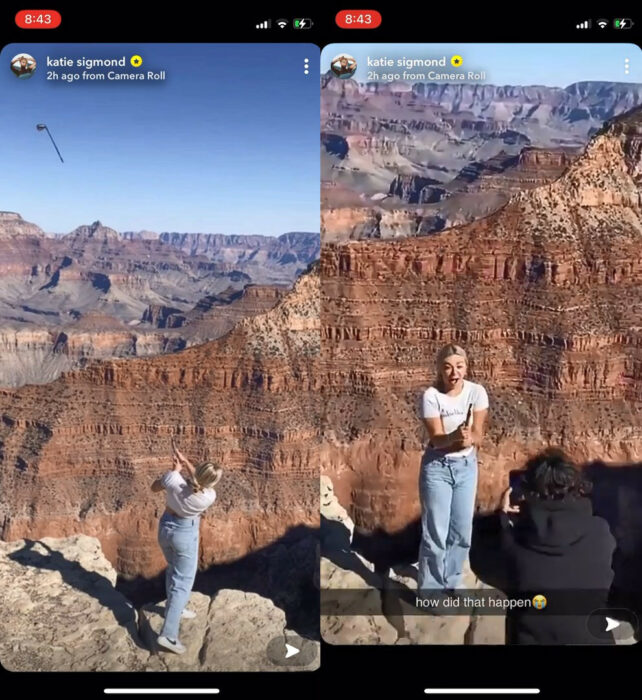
[{"xmin": 46, "ymin": 127, "xmax": 64, "ymax": 163}]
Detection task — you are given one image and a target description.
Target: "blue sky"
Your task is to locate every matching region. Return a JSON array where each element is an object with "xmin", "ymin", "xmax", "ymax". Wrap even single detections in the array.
[
  {"xmin": 322, "ymin": 43, "xmax": 641, "ymax": 86},
  {"xmin": 1, "ymin": 44, "xmax": 320, "ymax": 235}
]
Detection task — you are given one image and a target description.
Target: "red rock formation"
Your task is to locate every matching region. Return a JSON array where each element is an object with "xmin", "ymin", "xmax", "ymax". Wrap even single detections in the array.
[
  {"xmin": 141, "ymin": 305, "xmax": 186, "ymax": 329},
  {"xmin": 0, "ymin": 218, "xmax": 319, "ymax": 386},
  {"xmin": 0, "ymin": 281, "xmax": 292, "ymax": 387},
  {"xmin": 180, "ymin": 284, "xmax": 288, "ymax": 342},
  {"xmin": 322, "ymin": 77, "xmax": 642, "ymax": 240},
  {"xmin": 451, "ymin": 147, "xmax": 581, "ymax": 195},
  {"xmin": 321, "ymin": 108, "xmax": 642, "ymax": 536},
  {"xmin": 0, "ymin": 267, "xmax": 320, "ymax": 578},
  {"xmin": 0, "ymin": 323, "xmax": 188, "ymax": 388},
  {"xmin": 0, "ymin": 211, "xmax": 46, "ymax": 238},
  {"xmin": 321, "ymin": 147, "xmax": 584, "ymax": 241}
]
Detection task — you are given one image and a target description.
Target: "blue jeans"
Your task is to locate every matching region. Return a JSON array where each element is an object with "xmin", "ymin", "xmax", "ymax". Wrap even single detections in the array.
[
  {"xmin": 418, "ymin": 448, "xmax": 478, "ymax": 592},
  {"xmin": 158, "ymin": 512, "xmax": 200, "ymax": 640}
]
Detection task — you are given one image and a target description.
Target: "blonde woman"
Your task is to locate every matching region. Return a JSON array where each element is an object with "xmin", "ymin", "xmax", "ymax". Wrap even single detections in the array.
[
  {"xmin": 419, "ymin": 344, "xmax": 489, "ymax": 597},
  {"xmin": 150, "ymin": 438, "xmax": 222, "ymax": 653}
]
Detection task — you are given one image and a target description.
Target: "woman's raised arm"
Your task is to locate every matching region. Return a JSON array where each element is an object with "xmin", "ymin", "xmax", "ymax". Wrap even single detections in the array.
[{"xmin": 171, "ymin": 438, "xmax": 196, "ymax": 479}]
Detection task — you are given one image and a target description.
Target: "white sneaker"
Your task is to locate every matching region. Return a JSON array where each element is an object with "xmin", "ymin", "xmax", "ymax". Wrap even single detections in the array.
[{"xmin": 157, "ymin": 635, "xmax": 186, "ymax": 654}]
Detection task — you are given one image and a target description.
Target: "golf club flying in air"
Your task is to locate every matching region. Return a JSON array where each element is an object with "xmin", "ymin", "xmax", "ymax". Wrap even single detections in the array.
[{"xmin": 36, "ymin": 123, "xmax": 64, "ymax": 162}]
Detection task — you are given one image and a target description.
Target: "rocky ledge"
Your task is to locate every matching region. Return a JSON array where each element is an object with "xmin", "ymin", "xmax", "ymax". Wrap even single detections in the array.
[
  {"xmin": 320, "ymin": 476, "xmax": 637, "ymax": 646},
  {"xmin": 0, "ymin": 535, "xmax": 319, "ymax": 672}
]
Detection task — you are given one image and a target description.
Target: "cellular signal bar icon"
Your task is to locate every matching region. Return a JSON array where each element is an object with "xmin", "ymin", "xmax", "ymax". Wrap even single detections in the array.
[
  {"xmin": 256, "ymin": 19, "xmax": 271, "ymax": 29},
  {"xmin": 576, "ymin": 19, "xmax": 591, "ymax": 29}
]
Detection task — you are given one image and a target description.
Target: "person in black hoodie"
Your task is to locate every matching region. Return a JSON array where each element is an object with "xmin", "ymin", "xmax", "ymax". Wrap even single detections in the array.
[{"xmin": 471, "ymin": 448, "xmax": 617, "ymax": 644}]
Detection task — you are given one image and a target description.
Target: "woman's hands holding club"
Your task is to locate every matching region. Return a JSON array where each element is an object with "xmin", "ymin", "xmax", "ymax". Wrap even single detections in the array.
[
  {"xmin": 453, "ymin": 423, "xmax": 473, "ymax": 448},
  {"xmin": 171, "ymin": 437, "xmax": 196, "ymax": 478}
]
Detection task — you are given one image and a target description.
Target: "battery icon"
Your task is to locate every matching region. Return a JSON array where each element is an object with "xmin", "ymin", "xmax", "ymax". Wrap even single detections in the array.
[
  {"xmin": 614, "ymin": 18, "xmax": 634, "ymax": 29},
  {"xmin": 293, "ymin": 18, "xmax": 313, "ymax": 29}
]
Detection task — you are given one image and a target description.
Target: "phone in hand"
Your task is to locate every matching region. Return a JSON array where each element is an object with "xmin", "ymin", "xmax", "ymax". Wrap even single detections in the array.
[{"xmin": 509, "ymin": 469, "xmax": 525, "ymax": 505}]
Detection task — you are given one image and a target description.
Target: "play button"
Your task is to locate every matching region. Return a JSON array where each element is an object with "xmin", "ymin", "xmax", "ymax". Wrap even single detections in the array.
[
  {"xmin": 588, "ymin": 609, "xmax": 638, "ymax": 641},
  {"xmin": 605, "ymin": 617, "xmax": 620, "ymax": 632},
  {"xmin": 266, "ymin": 635, "xmax": 318, "ymax": 667}
]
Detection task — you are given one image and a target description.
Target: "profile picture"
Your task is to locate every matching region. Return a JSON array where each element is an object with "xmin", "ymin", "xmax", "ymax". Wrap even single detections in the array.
[
  {"xmin": 11, "ymin": 53, "xmax": 37, "ymax": 79},
  {"xmin": 330, "ymin": 54, "xmax": 357, "ymax": 79}
]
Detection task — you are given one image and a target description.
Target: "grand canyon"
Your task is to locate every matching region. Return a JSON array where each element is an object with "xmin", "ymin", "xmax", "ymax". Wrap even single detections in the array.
[
  {"xmin": 320, "ymin": 103, "xmax": 642, "ymax": 640},
  {"xmin": 1, "ymin": 261, "xmax": 320, "ymax": 572},
  {"xmin": 322, "ymin": 78, "xmax": 642, "ymax": 240},
  {"xmin": 0, "ymin": 214, "xmax": 318, "ymax": 386},
  {"xmin": 0, "ymin": 218, "xmax": 321, "ymax": 669},
  {"xmin": 0, "ymin": 212, "xmax": 319, "ymax": 386}
]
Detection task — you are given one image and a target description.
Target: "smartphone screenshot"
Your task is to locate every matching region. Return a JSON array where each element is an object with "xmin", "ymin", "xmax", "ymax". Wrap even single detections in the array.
[
  {"xmin": 320, "ymin": 14, "xmax": 641, "ymax": 697},
  {"xmin": 0, "ymin": 11, "xmax": 320, "ymax": 696},
  {"xmin": 2, "ymin": 7, "xmax": 642, "ymax": 699}
]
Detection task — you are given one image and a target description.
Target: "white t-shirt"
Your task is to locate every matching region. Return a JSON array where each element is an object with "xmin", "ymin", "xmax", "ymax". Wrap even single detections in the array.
[
  {"xmin": 422, "ymin": 380, "xmax": 489, "ymax": 457},
  {"xmin": 161, "ymin": 470, "xmax": 216, "ymax": 518}
]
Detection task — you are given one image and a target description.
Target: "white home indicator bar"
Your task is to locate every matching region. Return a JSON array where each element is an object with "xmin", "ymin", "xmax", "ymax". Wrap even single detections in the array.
[
  {"xmin": 425, "ymin": 691, "xmax": 541, "ymax": 696},
  {"xmin": 104, "ymin": 691, "xmax": 220, "ymax": 696}
]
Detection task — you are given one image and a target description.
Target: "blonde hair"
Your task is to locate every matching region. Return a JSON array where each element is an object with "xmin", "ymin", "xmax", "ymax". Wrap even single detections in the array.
[
  {"xmin": 188, "ymin": 462, "xmax": 223, "ymax": 493},
  {"xmin": 434, "ymin": 344, "xmax": 468, "ymax": 391}
]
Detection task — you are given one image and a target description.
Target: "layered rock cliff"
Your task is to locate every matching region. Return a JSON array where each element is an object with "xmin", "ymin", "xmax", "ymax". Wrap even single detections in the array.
[
  {"xmin": 320, "ymin": 105, "xmax": 642, "ymax": 584},
  {"xmin": 177, "ymin": 284, "xmax": 289, "ymax": 344},
  {"xmin": 0, "ymin": 266, "xmax": 320, "ymax": 579},
  {"xmin": 0, "ymin": 211, "xmax": 46, "ymax": 238},
  {"xmin": 0, "ymin": 218, "xmax": 319, "ymax": 386},
  {"xmin": 158, "ymin": 231, "xmax": 320, "ymax": 281},
  {"xmin": 322, "ymin": 78, "xmax": 642, "ymax": 240},
  {"xmin": 0, "ymin": 323, "xmax": 186, "ymax": 387}
]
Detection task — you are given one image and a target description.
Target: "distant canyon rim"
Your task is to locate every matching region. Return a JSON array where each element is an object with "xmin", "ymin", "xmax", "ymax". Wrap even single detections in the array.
[
  {"xmin": 322, "ymin": 77, "xmax": 642, "ymax": 241},
  {"xmin": 0, "ymin": 214, "xmax": 319, "ymax": 387}
]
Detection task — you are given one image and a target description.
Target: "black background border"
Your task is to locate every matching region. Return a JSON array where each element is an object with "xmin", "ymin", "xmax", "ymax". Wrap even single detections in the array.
[{"xmin": 2, "ymin": 4, "xmax": 640, "ymax": 697}]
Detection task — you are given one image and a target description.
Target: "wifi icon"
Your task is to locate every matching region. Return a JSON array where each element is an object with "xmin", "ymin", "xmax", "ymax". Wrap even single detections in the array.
[
  {"xmin": 598, "ymin": 18, "xmax": 608, "ymax": 29},
  {"xmin": 277, "ymin": 19, "xmax": 288, "ymax": 29}
]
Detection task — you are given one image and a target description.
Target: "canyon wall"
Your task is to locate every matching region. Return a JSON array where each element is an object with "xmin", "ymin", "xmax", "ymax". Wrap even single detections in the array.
[
  {"xmin": 321, "ymin": 78, "xmax": 642, "ymax": 240},
  {"xmin": 0, "ymin": 267, "xmax": 320, "ymax": 579},
  {"xmin": 0, "ymin": 219, "xmax": 318, "ymax": 386},
  {"xmin": 321, "ymin": 108, "xmax": 642, "ymax": 548}
]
